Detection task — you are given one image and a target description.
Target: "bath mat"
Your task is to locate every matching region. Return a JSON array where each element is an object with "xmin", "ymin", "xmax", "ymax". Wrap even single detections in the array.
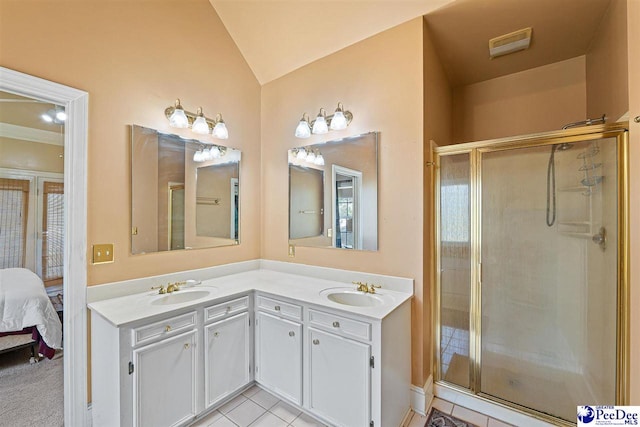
[{"xmin": 425, "ymin": 408, "xmax": 477, "ymax": 427}]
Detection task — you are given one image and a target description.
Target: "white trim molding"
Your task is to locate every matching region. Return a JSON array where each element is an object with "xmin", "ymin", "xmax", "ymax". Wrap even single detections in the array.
[
  {"xmin": 0, "ymin": 122, "xmax": 64, "ymax": 145},
  {"xmin": 410, "ymin": 374, "xmax": 434, "ymax": 416},
  {"xmin": 0, "ymin": 66, "xmax": 89, "ymax": 426}
]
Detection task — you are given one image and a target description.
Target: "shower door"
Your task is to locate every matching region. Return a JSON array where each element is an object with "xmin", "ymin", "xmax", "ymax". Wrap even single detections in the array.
[{"xmin": 435, "ymin": 125, "xmax": 629, "ymax": 424}]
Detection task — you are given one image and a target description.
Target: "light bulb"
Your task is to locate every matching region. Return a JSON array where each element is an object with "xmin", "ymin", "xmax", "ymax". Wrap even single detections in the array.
[
  {"xmin": 55, "ymin": 110, "xmax": 67, "ymax": 122},
  {"xmin": 329, "ymin": 110, "xmax": 347, "ymax": 130},
  {"xmin": 306, "ymin": 151, "xmax": 316, "ymax": 162},
  {"xmin": 41, "ymin": 113, "xmax": 53, "ymax": 123},
  {"xmin": 314, "ymin": 153, "xmax": 325, "ymax": 166},
  {"xmin": 212, "ymin": 114, "xmax": 229, "ymax": 139},
  {"xmin": 169, "ymin": 99, "xmax": 189, "ymax": 128},
  {"xmin": 312, "ymin": 109, "xmax": 328, "ymax": 134},
  {"xmin": 210, "ymin": 146, "xmax": 221, "ymax": 158},
  {"xmin": 295, "ymin": 114, "xmax": 311, "ymax": 138},
  {"xmin": 296, "ymin": 148, "xmax": 307, "ymax": 160},
  {"xmin": 202, "ymin": 148, "xmax": 212, "ymax": 160},
  {"xmin": 193, "ymin": 150, "xmax": 204, "ymax": 162},
  {"xmin": 192, "ymin": 107, "xmax": 209, "ymax": 134}
]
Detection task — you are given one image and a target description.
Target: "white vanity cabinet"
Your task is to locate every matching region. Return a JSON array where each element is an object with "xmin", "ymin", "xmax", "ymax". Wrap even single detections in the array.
[
  {"xmin": 307, "ymin": 309, "xmax": 373, "ymax": 427},
  {"xmin": 203, "ymin": 296, "xmax": 251, "ymax": 408},
  {"xmin": 254, "ymin": 295, "xmax": 303, "ymax": 405},
  {"xmin": 133, "ymin": 329, "xmax": 198, "ymax": 427}
]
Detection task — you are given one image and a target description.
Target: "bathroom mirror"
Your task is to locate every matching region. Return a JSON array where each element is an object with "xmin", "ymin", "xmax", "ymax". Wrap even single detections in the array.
[
  {"xmin": 288, "ymin": 132, "xmax": 378, "ymax": 251},
  {"xmin": 131, "ymin": 125, "xmax": 240, "ymax": 254}
]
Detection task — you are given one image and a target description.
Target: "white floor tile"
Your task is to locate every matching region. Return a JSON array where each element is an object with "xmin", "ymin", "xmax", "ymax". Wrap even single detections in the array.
[
  {"xmin": 407, "ymin": 412, "xmax": 428, "ymax": 427},
  {"xmin": 452, "ymin": 405, "xmax": 489, "ymax": 427},
  {"xmin": 249, "ymin": 412, "xmax": 288, "ymax": 427},
  {"xmin": 250, "ymin": 389, "xmax": 280, "ymax": 410},
  {"xmin": 488, "ymin": 417, "xmax": 514, "ymax": 427},
  {"xmin": 208, "ymin": 417, "xmax": 237, "ymax": 427},
  {"xmin": 269, "ymin": 400, "xmax": 301, "ymax": 423},
  {"xmin": 227, "ymin": 399, "xmax": 267, "ymax": 427},
  {"xmin": 190, "ymin": 410, "xmax": 224, "ymax": 426},
  {"xmin": 218, "ymin": 394, "xmax": 248, "ymax": 414},
  {"xmin": 290, "ymin": 412, "xmax": 326, "ymax": 427},
  {"xmin": 431, "ymin": 397, "xmax": 454, "ymax": 415},
  {"xmin": 243, "ymin": 384, "xmax": 262, "ymax": 398}
]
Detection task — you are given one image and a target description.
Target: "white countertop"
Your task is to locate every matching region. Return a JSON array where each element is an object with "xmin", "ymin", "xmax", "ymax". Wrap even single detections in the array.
[{"xmin": 88, "ymin": 268, "xmax": 413, "ymax": 327}]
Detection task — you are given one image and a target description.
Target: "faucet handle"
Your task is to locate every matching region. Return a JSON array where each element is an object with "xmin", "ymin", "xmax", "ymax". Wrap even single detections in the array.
[
  {"xmin": 368, "ymin": 284, "xmax": 381, "ymax": 294},
  {"xmin": 151, "ymin": 285, "xmax": 166, "ymax": 294}
]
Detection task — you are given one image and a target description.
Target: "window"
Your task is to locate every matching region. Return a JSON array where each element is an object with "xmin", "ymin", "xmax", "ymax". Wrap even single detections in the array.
[
  {"xmin": 0, "ymin": 178, "xmax": 30, "ymax": 268},
  {"xmin": 440, "ymin": 184, "xmax": 470, "ymax": 243},
  {"xmin": 42, "ymin": 181, "xmax": 64, "ymax": 285}
]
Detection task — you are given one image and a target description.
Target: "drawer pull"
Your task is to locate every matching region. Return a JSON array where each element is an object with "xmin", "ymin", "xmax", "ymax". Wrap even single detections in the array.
[
  {"xmin": 274, "ymin": 305, "xmax": 281, "ymax": 311},
  {"xmin": 184, "ymin": 343, "xmax": 190, "ymax": 350},
  {"xmin": 332, "ymin": 321, "xmax": 340, "ymax": 328},
  {"xmin": 226, "ymin": 306, "xmax": 231, "ymax": 313},
  {"xmin": 289, "ymin": 331, "xmax": 295, "ymax": 337},
  {"xmin": 165, "ymin": 325, "xmax": 171, "ymax": 332},
  {"xmin": 313, "ymin": 339, "xmax": 320, "ymax": 345},
  {"xmin": 214, "ymin": 332, "xmax": 219, "ymax": 338}
]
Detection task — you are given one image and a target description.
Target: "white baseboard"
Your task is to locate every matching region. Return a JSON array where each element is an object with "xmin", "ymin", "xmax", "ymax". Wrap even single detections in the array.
[{"xmin": 410, "ymin": 375, "xmax": 434, "ymax": 416}]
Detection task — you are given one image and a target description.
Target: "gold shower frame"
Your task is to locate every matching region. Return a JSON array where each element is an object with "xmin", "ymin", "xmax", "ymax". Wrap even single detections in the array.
[{"xmin": 432, "ymin": 122, "xmax": 629, "ymax": 426}]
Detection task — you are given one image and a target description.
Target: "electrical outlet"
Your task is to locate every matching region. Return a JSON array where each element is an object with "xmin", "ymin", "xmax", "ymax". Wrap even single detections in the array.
[
  {"xmin": 288, "ymin": 244, "xmax": 295, "ymax": 257},
  {"xmin": 93, "ymin": 244, "xmax": 114, "ymax": 264}
]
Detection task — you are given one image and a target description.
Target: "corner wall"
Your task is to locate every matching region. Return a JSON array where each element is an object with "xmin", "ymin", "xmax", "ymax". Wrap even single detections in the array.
[
  {"xmin": 452, "ymin": 56, "xmax": 587, "ymax": 144},
  {"xmin": 0, "ymin": 0, "xmax": 262, "ymax": 285},
  {"xmin": 261, "ymin": 18, "xmax": 428, "ymax": 386}
]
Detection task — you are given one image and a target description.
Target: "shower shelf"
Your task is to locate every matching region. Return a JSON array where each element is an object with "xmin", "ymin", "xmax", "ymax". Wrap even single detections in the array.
[{"xmin": 558, "ymin": 185, "xmax": 590, "ymax": 192}]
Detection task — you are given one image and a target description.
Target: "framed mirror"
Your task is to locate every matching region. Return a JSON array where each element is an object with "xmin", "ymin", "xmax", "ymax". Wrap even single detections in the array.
[
  {"xmin": 288, "ymin": 132, "xmax": 378, "ymax": 251},
  {"xmin": 131, "ymin": 125, "xmax": 240, "ymax": 254}
]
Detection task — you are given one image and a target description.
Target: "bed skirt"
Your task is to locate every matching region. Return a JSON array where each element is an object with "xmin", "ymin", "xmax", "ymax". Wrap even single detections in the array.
[{"xmin": 0, "ymin": 327, "xmax": 56, "ymax": 359}]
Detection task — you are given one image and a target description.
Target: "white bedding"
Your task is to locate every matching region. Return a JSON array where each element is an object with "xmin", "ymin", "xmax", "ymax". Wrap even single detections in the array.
[{"xmin": 0, "ymin": 268, "xmax": 62, "ymax": 349}]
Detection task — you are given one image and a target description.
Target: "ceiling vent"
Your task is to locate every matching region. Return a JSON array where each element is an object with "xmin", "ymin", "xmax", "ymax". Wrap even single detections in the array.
[{"xmin": 489, "ymin": 27, "xmax": 532, "ymax": 59}]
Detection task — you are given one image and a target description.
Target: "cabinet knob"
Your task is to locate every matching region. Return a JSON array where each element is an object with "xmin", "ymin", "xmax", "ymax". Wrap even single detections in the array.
[
  {"xmin": 332, "ymin": 321, "xmax": 340, "ymax": 328},
  {"xmin": 214, "ymin": 332, "xmax": 219, "ymax": 338},
  {"xmin": 313, "ymin": 339, "xmax": 320, "ymax": 345},
  {"xmin": 165, "ymin": 325, "xmax": 171, "ymax": 332},
  {"xmin": 289, "ymin": 331, "xmax": 295, "ymax": 337},
  {"xmin": 274, "ymin": 306, "xmax": 281, "ymax": 311},
  {"xmin": 184, "ymin": 343, "xmax": 190, "ymax": 350},
  {"xmin": 226, "ymin": 306, "xmax": 231, "ymax": 313}
]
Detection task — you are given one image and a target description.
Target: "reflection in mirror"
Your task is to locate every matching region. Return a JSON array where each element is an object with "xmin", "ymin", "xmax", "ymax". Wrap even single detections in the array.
[
  {"xmin": 131, "ymin": 125, "xmax": 240, "ymax": 254},
  {"xmin": 288, "ymin": 132, "xmax": 378, "ymax": 251}
]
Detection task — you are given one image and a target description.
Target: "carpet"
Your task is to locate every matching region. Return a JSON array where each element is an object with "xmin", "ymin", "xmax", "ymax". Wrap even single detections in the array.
[
  {"xmin": 425, "ymin": 408, "xmax": 477, "ymax": 427},
  {"xmin": 0, "ymin": 347, "xmax": 63, "ymax": 427}
]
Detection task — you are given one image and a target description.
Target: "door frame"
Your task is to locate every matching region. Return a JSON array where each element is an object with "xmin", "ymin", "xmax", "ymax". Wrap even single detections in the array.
[
  {"xmin": 1, "ymin": 67, "xmax": 89, "ymax": 425},
  {"xmin": 331, "ymin": 164, "xmax": 363, "ymax": 249}
]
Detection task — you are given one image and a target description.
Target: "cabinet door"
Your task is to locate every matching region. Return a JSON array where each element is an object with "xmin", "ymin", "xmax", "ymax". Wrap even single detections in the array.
[
  {"xmin": 205, "ymin": 312, "xmax": 250, "ymax": 408},
  {"xmin": 308, "ymin": 328, "xmax": 371, "ymax": 427},
  {"xmin": 255, "ymin": 311, "xmax": 302, "ymax": 404},
  {"xmin": 132, "ymin": 330, "xmax": 197, "ymax": 427}
]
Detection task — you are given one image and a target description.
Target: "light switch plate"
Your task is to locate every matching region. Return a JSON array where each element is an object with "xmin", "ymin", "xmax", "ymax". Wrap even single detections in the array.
[{"xmin": 93, "ymin": 244, "xmax": 114, "ymax": 264}]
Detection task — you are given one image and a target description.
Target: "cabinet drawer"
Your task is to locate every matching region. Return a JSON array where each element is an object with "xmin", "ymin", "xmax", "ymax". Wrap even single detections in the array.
[
  {"xmin": 308, "ymin": 309, "xmax": 371, "ymax": 341},
  {"xmin": 131, "ymin": 311, "xmax": 197, "ymax": 347},
  {"xmin": 205, "ymin": 296, "xmax": 249, "ymax": 323},
  {"xmin": 256, "ymin": 295, "xmax": 302, "ymax": 321}
]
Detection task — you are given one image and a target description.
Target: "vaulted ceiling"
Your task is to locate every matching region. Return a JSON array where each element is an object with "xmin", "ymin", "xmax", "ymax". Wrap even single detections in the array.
[{"xmin": 210, "ymin": 0, "xmax": 613, "ymax": 87}]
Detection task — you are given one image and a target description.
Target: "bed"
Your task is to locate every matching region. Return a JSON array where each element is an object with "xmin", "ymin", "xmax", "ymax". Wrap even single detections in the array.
[{"xmin": 0, "ymin": 268, "xmax": 62, "ymax": 359}]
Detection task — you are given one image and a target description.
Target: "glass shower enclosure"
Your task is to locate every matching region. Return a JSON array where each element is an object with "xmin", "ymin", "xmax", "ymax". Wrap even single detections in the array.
[{"xmin": 434, "ymin": 123, "xmax": 629, "ymax": 424}]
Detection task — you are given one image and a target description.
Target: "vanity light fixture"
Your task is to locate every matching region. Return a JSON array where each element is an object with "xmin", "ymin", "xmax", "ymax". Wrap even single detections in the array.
[
  {"xmin": 291, "ymin": 148, "xmax": 325, "ymax": 166},
  {"xmin": 193, "ymin": 144, "xmax": 227, "ymax": 163},
  {"xmin": 294, "ymin": 102, "xmax": 353, "ymax": 139},
  {"xmin": 165, "ymin": 99, "xmax": 229, "ymax": 139},
  {"xmin": 41, "ymin": 106, "xmax": 67, "ymax": 124}
]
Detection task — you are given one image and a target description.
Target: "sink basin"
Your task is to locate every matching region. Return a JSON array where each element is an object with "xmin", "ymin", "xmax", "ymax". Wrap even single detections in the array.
[
  {"xmin": 150, "ymin": 289, "xmax": 212, "ymax": 306},
  {"xmin": 320, "ymin": 288, "xmax": 384, "ymax": 307}
]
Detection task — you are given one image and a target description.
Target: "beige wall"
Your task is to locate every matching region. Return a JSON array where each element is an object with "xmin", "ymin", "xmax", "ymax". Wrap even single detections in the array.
[
  {"xmin": 627, "ymin": 0, "xmax": 640, "ymax": 405},
  {"xmin": 0, "ymin": 138, "xmax": 64, "ymax": 173},
  {"xmin": 261, "ymin": 18, "xmax": 428, "ymax": 385},
  {"xmin": 586, "ymin": 0, "xmax": 629, "ymax": 121},
  {"xmin": 0, "ymin": 0, "xmax": 262, "ymax": 285},
  {"xmin": 452, "ymin": 56, "xmax": 587, "ymax": 144}
]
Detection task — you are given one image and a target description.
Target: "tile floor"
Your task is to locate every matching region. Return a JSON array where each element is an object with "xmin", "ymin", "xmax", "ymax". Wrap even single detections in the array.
[
  {"xmin": 403, "ymin": 397, "xmax": 514, "ymax": 427},
  {"xmin": 189, "ymin": 385, "xmax": 327, "ymax": 427},
  {"xmin": 191, "ymin": 385, "xmax": 513, "ymax": 427}
]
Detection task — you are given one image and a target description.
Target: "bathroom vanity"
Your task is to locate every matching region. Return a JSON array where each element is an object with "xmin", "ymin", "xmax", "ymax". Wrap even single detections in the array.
[{"xmin": 89, "ymin": 263, "xmax": 412, "ymax": 427}]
